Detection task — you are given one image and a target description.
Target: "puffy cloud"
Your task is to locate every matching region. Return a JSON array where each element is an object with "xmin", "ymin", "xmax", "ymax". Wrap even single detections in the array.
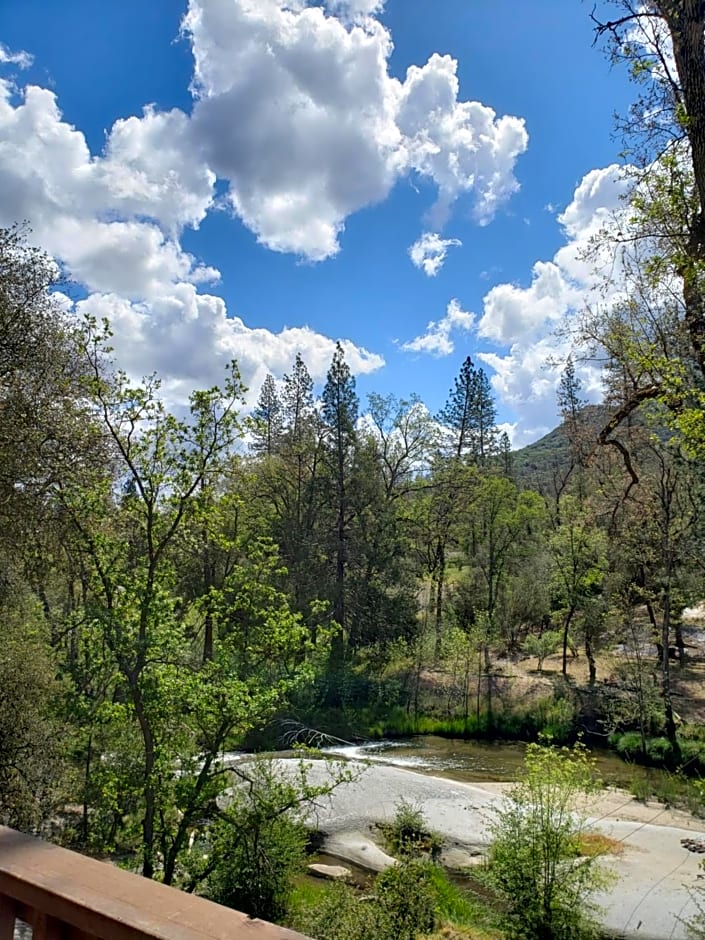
[
  {"xmin": 75, "ymin": 286, "xmax": 384, "ymax": 407},
  {"xmin": 0, "ymin": 0, "xmax": 527, "ymax": 410},
  {"xmin": 0, "ymin": 72, "xmax": 383, "ymax": 405},
  {"xmin": 401, "ymin": 298, "xmax": 474, "ymax": 357},
  {"xmin": 396, "ymin": 53, "xmax": 527, "ymax": 227},
  {"xmin": 0, "ymin": 82, "xmax": 214, "ymax": 244},
  {"xmin": 409, "ymin": 231, "xmax": 462, "ymax": 277},
  {"xmin": 325, "ymin": 0, "xmax": 386, "ymax": 18},
  {"xmin": 476, "ymin": 165, "xmax": 628, "ymax": 442},
  {"xmin": 183, "ymin": 0, "xmax": 527, "ymax": 259},
  {"xmin": 0, "ymin": 43, "xmax": 33, "ymax": 69},
  {"xmin": 478, "ymin": 261, "xmax": 583, "ymax": 345}
]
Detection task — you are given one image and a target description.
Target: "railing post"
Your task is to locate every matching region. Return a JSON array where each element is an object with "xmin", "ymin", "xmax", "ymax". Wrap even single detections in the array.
[
  {"xmin": 33, "ymin": 912, "xmax": 64, "ymax": 940},
  {"xmin": 0, "ymin": 895, "xmax": 16, "ymax": 940}
]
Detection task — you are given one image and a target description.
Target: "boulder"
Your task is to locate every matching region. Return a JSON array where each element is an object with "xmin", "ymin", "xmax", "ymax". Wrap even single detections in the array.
[{"xmin": 307, "ymin": 862, "xmax": 352, "ymax": 881}]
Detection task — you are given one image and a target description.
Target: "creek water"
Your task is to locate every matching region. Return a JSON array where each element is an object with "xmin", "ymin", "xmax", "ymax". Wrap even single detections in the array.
[{"xmin": 324, "ymin": 734, "xmax": 670, "ymax": 790}]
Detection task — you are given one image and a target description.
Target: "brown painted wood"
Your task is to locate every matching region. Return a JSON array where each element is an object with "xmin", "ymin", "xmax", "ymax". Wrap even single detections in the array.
[
  {"xmin": 0, "ymin": 827, "xmax": 309, "ymax": 940},
  {"xmin": 34, "ymin": 911, "xmax": 65, "ymax": 939},
  {"xmin": 0, "ymin": 895, "xmax": 16, "ymax": 940}
]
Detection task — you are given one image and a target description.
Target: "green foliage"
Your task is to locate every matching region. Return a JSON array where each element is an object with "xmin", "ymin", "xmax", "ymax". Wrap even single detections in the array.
[
  {"xmin": 487, "ymin": 743, "xmax": 607, "ymax": 940},
  {"xmin": 205, "ymin": 757, "xmax": 354, "ymax": 922},
  {"xmin": 375, "ymin": 860, "xmax": 438, "ymax": 938},
  {"xmin": 523, "ymin": 630, "xmax": 562, "ymax": 672},
  {"xmin": 382, "ymin": 799, "xmax": 443, "ymax": 861},
  {"xmin": 296, "ymin": 859, "xmax": 437, "ymax": 940},
  {"xmin": 294, "ymin": 881, "xmax": 381, "ymax": 940},
  {"xmin": 0, "ymin": 595, "xmax": 70, "ymax": 831}
]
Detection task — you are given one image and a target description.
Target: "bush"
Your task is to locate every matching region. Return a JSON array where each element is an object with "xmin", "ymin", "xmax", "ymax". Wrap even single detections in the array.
[
  {"xmin": 487, "ymin": 742, "xmax": 609, "ymax": 939},
  {"xmin": 646, "ymin": 736, "xmax": 673, "ymax": 763},
  {"xmin": 376, "ymin": 860, "xmax": 437, "ymax": 939},
  {"xmin": 613, "ymin": 731, "xmax": 645, "ymax": 760},
  {"xmin": 295, "ymin": 882, "xmax": 381, "ymax": 940},
  {"xmin": 296, "ymin": 859, "xmax": 437, "ymax": 940},
  {"xmin": 523, "ymin": 630, "xmax": 562, "ymax": 673},
  {"xmin": 206, "ymin": 757, "xmax": 352, "ymax": 922},
  {"xmin": 383, "ymin": 799, "xmax": 442, "ymax": 860}
]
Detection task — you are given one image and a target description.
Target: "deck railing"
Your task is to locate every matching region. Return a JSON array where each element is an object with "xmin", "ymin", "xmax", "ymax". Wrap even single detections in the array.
[{"xmin": 0, "ymin": 826, "xmax": 309, "ymax": 940}]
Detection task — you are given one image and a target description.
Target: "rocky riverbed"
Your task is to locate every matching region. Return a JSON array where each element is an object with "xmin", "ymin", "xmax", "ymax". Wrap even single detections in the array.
[{"xmin": 269, "ymin": 758, "xmax": 705, "ymax": 940}]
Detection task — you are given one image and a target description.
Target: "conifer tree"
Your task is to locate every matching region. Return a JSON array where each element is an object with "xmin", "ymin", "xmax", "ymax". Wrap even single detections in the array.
[
  {"xmin": 251, "ymin": 373, "xmax": 282, "ymax": 457},
  {"xmin": 438, "ymin": 356, "xmax": 497, "ymax": 462},
  {"xmin": 438, "ymin": 356, "xmax": 477, "ymax": 459},
  {"xmin": 321, "ymin": 343, "xmax": 358, "ymax": 665}
]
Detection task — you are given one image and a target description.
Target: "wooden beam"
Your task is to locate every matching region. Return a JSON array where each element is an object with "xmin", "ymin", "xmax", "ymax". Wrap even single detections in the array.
[{"xmin": 0, "ymin": 828, "xmax": 309, "ymax": 940}]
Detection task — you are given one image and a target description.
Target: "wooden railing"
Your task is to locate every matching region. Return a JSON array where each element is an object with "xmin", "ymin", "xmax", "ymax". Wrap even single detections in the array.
[{"xmin": 0, "ymin": 826, "xmax": 309, "ymax": 940}]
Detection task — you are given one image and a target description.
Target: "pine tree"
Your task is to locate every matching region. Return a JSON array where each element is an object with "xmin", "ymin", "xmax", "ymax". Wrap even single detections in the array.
[
  {"xmin": 437, "ymin": 356, "xmax": 478, "ymax": 459},
  {"xmin": 557, "ymin": 356, "xmax": 586, "ymax": 427},
  {"xmin": 438, "ymin": 357, "xmax": 497, "ymax": 462},
  {"xmin": 282, "ymin": 353, "xmax": 315, "ymax": 450},
  {"xmin": 498, "ymin": 431, "xmax": 513, "ymax": 478},
  {"xmin": 250, "ymin": 374, "xmax": 282, "ymax": 457},
  {"xmin": 470, "ymin": 366, "xmax": 497, "ymax": 462},
  {"xmin": 321, "ymin": 343, "xmax": 358, "ymax": 669}
]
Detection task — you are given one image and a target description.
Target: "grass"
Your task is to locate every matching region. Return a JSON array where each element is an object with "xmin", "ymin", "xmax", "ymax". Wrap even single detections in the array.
[
  {"xmin": 575, "ymin": 832, "xmax": 624, "ymax": 857},
  {"xmin": 368, "ymin": 696, "xmax": 577, "ymax": 744}
]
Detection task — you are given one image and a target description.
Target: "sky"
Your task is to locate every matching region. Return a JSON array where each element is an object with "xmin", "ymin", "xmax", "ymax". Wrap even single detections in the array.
[{"xmin": 0, "ymin": 0, "xmax": 639, "ymax": 445}]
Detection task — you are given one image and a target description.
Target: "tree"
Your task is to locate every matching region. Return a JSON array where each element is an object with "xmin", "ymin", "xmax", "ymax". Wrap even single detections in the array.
[
  {"xmin": 463, "ymin": 476, "xmax": 546, "ymax": 716},
  {"xmin": 250, "ymin": 373, "xmax": 282, "ymax": 457},
  {"xmin": 204, "ymin": 757, "xmax": 352, "ymax": 921},
  {"xmin": 0, "ymin": 225, "xmax": 105, "ymax": 585},
  {"xmin": 438, "ymin": 356, "xmax": 478, "ymax": 459},
  {"xmin": 0, "ymin": 592, "xmax": 68, "ymax": 831},
  {"xmin": 471, "ymin": 365, "xmax": 498, "ymax": 462},
  {"xmin": 438, "ymin": 356, "xmax": 498, "ymax": 463},
  {"xmin": 59, "ymin": 324, "xmax": 317, "ymax": 880},
  {"xmin": 591, "ymin": 4, "xmax": 705, "ymax": 453},
  {"xmin": 488, "ymin": 743, "xmax": 607, "ymax": 940},
  {"xmin": 548, "ymin": 497, "xmax": 608, "ymax": 678},
  {"xmin": 254, "ymin": 352, "xmax": 325, "ymax": 621},
  {"xmin": 321, "ymin": 342, "xmax": 359, "ymax": 669}
]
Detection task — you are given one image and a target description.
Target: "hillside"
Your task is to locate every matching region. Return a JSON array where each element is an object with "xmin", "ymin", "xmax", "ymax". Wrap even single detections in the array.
[{"xmin": 512, "ymin": 404, "xmax": 609, "ymax": 491}]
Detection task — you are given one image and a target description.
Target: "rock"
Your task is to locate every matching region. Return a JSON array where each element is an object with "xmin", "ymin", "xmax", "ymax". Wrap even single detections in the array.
[
  {"xmin": 307, "ymin": 863, "xmax": 352, "ymax": 881},
  {"xmin": 440, "ymin": 846, "xmax": 485, "ymax": 870},
  {"xmin": 323, "ymin": 831, "xmax": 397, "ymax": 873}
]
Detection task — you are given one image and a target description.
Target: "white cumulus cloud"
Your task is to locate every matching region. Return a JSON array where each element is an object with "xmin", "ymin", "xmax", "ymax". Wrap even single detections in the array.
[
  {"xmin": 409, "ymin": 231, "xmax": 462, "ymax": 277},
  {"xmin": 183, "ymin": 0, "xmax": 528, "ymax": 260},
  {"xmin": 475, "ymin": 164, "xmax": 629, "ymax": 442},
  {"xmin": 401, "ymin": 298, "xmax": 475, "ymax": 357},
  {"xmin": 0, "ymin": 76, "xmax": 383, "ymax": 404}
]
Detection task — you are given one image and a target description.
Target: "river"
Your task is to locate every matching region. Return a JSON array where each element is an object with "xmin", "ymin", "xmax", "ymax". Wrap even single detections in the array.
[{"xmin": 323, "ymin": 734, "xmax": 672, "ymax": 791}]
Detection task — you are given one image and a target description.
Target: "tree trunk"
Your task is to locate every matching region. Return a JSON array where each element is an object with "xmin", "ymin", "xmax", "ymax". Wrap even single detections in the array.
[
  {"xmin": 561, "ymin": 605, "xmax": 576, "ymax": 676},
  {"xmin": 660, "ymin": 588, "xmax": 680, "ymax": 759},
  {"xmin": 434, "ymin": 543, "xmax": 445, "ymax": 662},
  {"xmin": 133, "ymin": 685, "xmax": 156, "ymax": 879}
]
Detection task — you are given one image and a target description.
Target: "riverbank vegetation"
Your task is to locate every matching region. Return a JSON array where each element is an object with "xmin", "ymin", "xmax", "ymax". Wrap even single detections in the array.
[{"xmin": 5, "ymin": 2, "xmax": 705, "ymax": 938}]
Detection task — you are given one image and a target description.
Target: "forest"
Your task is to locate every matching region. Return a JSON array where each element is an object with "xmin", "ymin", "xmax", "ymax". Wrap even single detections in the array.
[{"xmin": 4, "ymin": 2, "xmax": 705, "ymax": 939}]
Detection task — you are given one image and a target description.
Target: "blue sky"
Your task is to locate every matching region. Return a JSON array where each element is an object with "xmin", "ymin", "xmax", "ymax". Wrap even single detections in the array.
[{"xmin": 0, "ymin": 0, "xmax": 636, "ymax": 444}]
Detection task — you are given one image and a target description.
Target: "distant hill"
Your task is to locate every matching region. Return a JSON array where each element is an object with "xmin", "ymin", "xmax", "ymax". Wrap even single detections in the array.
[{"xmin": 512, "ymin": 404, "xmax": 609, "ymax": 492}]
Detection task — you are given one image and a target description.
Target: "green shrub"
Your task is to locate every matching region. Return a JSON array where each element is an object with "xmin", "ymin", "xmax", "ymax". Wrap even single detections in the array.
[
  {"xmin": 523, "ymin": 630, "xmax": 562, "ymax": 672},
  {"xmin": 206, "ymin": 757, "xmax": 352, "ymax": 923},
  {"xmin": 376, "ymin": 860, "xmax": 437, "ymax": 939},
  {"xmin": 295, "ymin": 860, "xmax": 437, "ymax": 940},
  {"xmin": 646, "ymin": 736, "xmax": 673, "ymax": 763},
  {"xmin": 382, "ymin": 799, "xmax": 443, "ymax": 860},
  {"xmin": 614, "ymin": 731, "xmax": 644, "ymax": 760},
  {"xmin": 487, "ymin": 743, "xmax": 608, "ymax": 940},
  {"xmin": 295, "ymin": 882, "xmax": 381, "ymax": 940}
]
